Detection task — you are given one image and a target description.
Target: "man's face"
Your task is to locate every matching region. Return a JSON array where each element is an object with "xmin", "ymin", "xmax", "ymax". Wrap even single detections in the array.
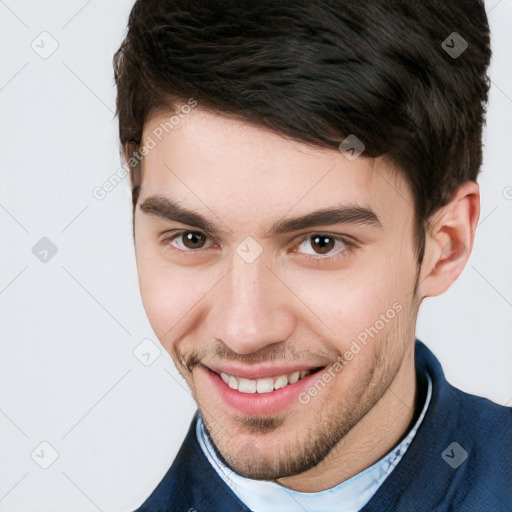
[{"xmin": 133, "ymin": 108, "xmax": 420, "ymax": 481}]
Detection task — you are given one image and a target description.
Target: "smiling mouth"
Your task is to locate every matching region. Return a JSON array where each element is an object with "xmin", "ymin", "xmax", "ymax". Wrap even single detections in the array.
[{"xmin": 212, "ymin": 366, "xmax": 325, "ymax": 394}]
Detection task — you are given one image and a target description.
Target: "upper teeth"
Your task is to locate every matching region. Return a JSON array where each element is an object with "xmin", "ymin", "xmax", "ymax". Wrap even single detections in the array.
[{"xmin": 219, "ymin": 370, "xmax": 312, "ymax": 394}]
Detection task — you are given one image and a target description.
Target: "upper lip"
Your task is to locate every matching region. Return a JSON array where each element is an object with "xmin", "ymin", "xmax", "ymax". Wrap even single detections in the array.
[{"xmin": 202, "ymin": 362, "xmax": 326, "ymax": 380}]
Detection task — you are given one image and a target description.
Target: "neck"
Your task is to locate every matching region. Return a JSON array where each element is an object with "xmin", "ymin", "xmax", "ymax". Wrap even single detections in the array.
[{"xmin": 276, "ymin": 343, "xmax": 418, "ymax": 493}]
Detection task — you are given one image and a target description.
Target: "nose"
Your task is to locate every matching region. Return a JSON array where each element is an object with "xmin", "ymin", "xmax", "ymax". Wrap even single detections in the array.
[{"xmin": 207, "ymin": 248, "xmax": 296, "ymax": 355}]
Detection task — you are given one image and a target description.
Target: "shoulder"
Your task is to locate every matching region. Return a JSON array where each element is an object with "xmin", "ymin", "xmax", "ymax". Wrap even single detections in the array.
[
  {"xmin": 439, "ymin": 385, "xmax": 512, "ymax": 510},
  {"xmin": 364, "ymin": 339, "xmax": 512, "ymax": 512},
  {"xmin": 131, "ymin": 412, "xmax": 251, "ymax": 512},
  {"xmin": 416, "ymin": 340, "xmax": 512, "ymax": 510}
]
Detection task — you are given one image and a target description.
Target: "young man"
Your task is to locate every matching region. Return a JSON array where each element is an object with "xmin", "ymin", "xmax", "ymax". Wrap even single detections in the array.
[{"xmin": 113, "ymin": 1, "xmax": 511, "ymax": 510}]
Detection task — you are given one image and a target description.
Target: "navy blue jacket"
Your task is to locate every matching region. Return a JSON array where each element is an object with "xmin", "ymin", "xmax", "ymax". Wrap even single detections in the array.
[{"xmin": 133, "ymin": 340, "xmax": 512, "ymax": 511}]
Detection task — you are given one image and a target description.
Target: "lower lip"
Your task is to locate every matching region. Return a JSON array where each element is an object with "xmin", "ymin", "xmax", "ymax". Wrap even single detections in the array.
[{"xmin": 202, "ymin": 365, "xmax": 325, "ymax": 416}]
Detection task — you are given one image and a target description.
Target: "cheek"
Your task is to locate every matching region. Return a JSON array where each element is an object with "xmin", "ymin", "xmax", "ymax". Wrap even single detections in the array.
[
  {"xmin": 279, "ymin": 246, "xmax": 415, "ymax": 357},
  {"xmin": 135, "ymin": 242, "xmax": 204, "ymax": 344}
]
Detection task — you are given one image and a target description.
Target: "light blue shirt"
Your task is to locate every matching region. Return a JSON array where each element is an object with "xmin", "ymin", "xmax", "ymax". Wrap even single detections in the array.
[{"xmin": 196, "ymin": 372, "xmax": 432, "ymax": 512}]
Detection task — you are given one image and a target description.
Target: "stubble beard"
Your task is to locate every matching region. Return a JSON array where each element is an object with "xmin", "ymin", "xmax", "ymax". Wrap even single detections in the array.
[{"xmin": 197, "ymin": 329, "xmax": 401, "ymax": 481}]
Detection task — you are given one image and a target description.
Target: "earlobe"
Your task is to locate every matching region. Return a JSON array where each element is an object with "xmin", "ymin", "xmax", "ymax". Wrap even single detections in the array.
[{"xmin": 418, "ymin": 181, "xmax": 480, "ymax": 299}]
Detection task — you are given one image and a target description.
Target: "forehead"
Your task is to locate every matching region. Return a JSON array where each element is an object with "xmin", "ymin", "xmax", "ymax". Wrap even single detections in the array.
[{"xmin": 138, "ymin": 109, "xmax": 413, "ymax": 232}]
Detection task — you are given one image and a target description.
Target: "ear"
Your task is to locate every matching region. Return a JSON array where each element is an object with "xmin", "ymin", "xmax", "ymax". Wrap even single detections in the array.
[{"xmin": 418, "ymin": 181, "xmax": 480, "ymax": 299}]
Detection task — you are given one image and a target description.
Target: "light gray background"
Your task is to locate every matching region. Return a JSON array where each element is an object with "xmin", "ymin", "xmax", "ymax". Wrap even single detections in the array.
[{"xmin": 0, "ymin": 1, "xmax": 510, "ymax": 510}]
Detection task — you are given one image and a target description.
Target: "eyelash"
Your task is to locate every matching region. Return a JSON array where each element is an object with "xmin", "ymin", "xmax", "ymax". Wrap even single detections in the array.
[{"xmin": 159, "ymin": 230, "xmax": 358, "ymax": 262}]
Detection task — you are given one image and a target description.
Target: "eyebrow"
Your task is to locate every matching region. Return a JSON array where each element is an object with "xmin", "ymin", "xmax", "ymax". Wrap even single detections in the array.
[{"xmin": 139, "ymin": 195, "xmax": 382, "ymax": 236}]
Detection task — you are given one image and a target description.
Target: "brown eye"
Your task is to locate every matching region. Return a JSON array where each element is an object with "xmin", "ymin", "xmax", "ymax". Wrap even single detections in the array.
[
  {"xmin": 310, "ymin": 234, "xmax": 336, "ymax": 254},
  {"xmin": 294, "ymin": 233, "xmax": 354, "ymax": 261},
  {"xmin": 161, "ymin": 230, "xmax": 210, "ymax": 252},
  {"xmin": 181, "ymin": 231, "xmax": 207, "ymax": 249}
]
